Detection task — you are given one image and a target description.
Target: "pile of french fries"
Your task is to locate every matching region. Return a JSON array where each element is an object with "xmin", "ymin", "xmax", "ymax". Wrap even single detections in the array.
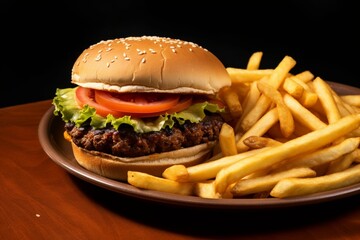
[{"xmin": 127, "ymin": 52, "xmax": 360, "ymax": 199}]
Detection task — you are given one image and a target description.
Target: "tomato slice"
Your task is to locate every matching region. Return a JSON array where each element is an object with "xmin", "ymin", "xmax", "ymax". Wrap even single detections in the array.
[
  {"xmin": 166, "ymin": 95, "xmax": 193, "ymax": 114},
  {"xmin": 129, "ymin": 95, "xmax": 194, "ymax": 118},
  {"xmin": 94, "ymin": 90, "xmax": 180, "ymax": 113},
  {"xmin": 75, "ymin": 87, "xmax": 125, "ymax": 117},
  {"xmin": 75, "ymin": 87, "xmax": 199, "ymax": 118}
]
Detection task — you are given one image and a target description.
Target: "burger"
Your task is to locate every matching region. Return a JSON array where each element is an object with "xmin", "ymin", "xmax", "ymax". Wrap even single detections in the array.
[{"xmin": 52, "ymin": 36, "xmax": 231, "ymax": 181}]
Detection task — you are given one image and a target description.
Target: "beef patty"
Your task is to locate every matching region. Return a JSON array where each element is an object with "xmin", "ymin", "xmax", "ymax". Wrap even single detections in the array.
[{"xmin": 65, "ymin": 114, "xmax": 225, "ymax": 158}]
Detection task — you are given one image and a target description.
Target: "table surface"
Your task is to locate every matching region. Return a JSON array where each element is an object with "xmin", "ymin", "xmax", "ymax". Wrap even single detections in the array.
[{"xmin": 2, "ymin": 99, "xmax": 360, "ymax": 240}]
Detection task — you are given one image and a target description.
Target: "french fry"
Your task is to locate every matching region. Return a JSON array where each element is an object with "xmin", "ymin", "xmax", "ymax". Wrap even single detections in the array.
[
  {"xmin": 294, "ymin": 70, "xmax": 314, "ymax": 83},
  {"xmin": 236, "ymin": 108, "xmax": 279, "ymax": 152},
  {"xmin": 219, "ymin": 86, "xmax": 242, "ymax": 118},
  {"xmin": 194, "ymin": 181, "xmax": 222, "ymax": 199},
  {"xmin": 270, "ymin": 164, "xmax": 360, "ymax": 198},
  {"xmin": 312, "ymin": 77, "xmax": 341, "ymax": 124},
  {"xmin": 246, "ymin": 51, "xmax": 263, "ymax": 70},
  {"xmin": 162, "ymin": 165, "xmax": 189, "ymax": 181},
  {"xmin": 273, "ymin": 137, "xmax": 360, "ymax": 172},
  {"xmin": 282, "ymin": 76, "xmax": 304, "ymax": 99},
  {"xmin": 165, "ymin": 148, "xmax": 268, "ymax": 183},
  {"xmin": 257, "ymin": 80, "xmax": 295, "ymax": 138},
  {"xmin": 226, "ymin": 68, "xmax": 273, "ymax": 83},
  {"xmin": 283, "ymin": 93, "xmax": 327, "ymax": 131},
  {"xmin": 341, "ymin": 95, "xmax": 360, "ymax": 108},
  {"xmin": 242, "ymin": 136, "xmax": 282, "ymax": 149},
  {"xmin": 239, "ymin": 56, "xmax": 296, "ymax": 131},
  {"xmin": 326, "ymin": 149, "xmax": 360, "ymax": 174},
  {"xmin": 219, "ymin": 123, "xmax": 237, "ymax": 156},
  {"xmin": 235, "ymin": 80, "xmax": 261, "ymax": 132},
  {"xmin": 215, "ymin": 114, "xmax": 360, "ymax": 195},
  {"xmin": 231, "ymin": 167, "xmax": 316, "ymax": 197},
  {"xmin": 127, "ymin": 171, "xmax": 194, "ymax": 195}
]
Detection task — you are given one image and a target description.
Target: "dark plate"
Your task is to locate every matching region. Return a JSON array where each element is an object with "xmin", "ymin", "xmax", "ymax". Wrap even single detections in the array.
[{"xmin": 38, "ymin": 81, "xmax": 360, "ymax": 210}]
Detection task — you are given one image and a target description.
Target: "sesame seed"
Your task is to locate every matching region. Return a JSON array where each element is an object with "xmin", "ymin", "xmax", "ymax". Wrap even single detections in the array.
[
  {"xmin": 141, "ymin": 57, "xmax": 146, "ymax": 63},
  {"xmin": 124, "ymin": 57, "xmax": 130, "ymax": 61},
  {"xmin": 107, "ymin": 63, "xmax": 110, "ymax": 67},
  {"xmin": 172, "ymin": 48, "xmax": 176, "ymax": 53},
  {"xmin": 95, "ymin": 54, "xmax": 101, "ymax": 61}
]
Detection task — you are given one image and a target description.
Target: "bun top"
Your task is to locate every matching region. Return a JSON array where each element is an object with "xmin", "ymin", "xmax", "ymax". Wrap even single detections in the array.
[{"xmin": 71, "ymin": 36, "xmax": 231, "ymax": 94}]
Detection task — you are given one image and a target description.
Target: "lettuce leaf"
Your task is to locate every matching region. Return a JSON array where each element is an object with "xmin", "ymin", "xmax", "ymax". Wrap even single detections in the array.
[{"xmin": 52, "ymin": 87, "xmax": 225, "ymax": 133}]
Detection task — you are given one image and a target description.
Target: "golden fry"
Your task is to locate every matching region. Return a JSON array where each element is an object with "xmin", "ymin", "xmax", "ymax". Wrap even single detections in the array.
[
  {"xmin": 242, "ymin": 135, "xmax": 282, "ymax": 149},
  {"xmin": 327, "ymin": 149, "xmax": 360, "ymax": 174},
  {"xmin": 283, "ymin": 93, "xmax": 327, "ymax": 130},
  {"xmin": 341, "ymin": 95, "xmax": 360, "ymax": 108},
  {"xmin": 236, "ymin": 108, "xmax": 279, "ymax": 152},
  {"xmin": 257, "ymin": 81, "xmax": 295, "ymax": 138},
  {"xmin": 274, "ymin": 137, "xmax": 360, "ymax": 172},
  {"xmin": 194, "ymin": 181, "xmax": 222, "ymax": 199},
  {"xmin": 282, "ymin": 76, "xmax": 304, "ymax": 98},
  {"xmin": 162, "ymin": 164, "xmax": 189, "ymax": 182},
  {"xmin": 226, "ymin": 68, "xmax": 273, "ymax": 83},
  {"xmin": 312, "ymin": 77, "xmax": 341, "ymax": 124},
  {"xmin": 239, "ymin": 56, "xmax": 296, "ymax": 131},
  {"xmin": 184, "ymin": 148, "xmax": 268, "ymax": 182},
  {"xmin": 295, "ymin": 70, "xmax": 314, "ymax": 83},
  {"xmin": 231, "ymin": 167, "xmax": 316, "ymax": 197},
  {"xmin": 247, "ymin": 51, "xmax": 263, "ymax": 70},
  {"xmin": 219, "ymin": 123, "xmax": 237, "ymax": 156},
  {"xmin": 270, "ymin": 164, "xmax": 360, "ymax": 198},
  {"xmin": 127, "ymin": 171, "xmax": 194, "ymax": 195},
  {"xmin": 219, "ymin": 86, "xmax": 242, "ymax": 118}
]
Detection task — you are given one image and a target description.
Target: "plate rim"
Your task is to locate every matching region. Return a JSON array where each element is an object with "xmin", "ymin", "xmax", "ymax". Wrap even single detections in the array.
[{"xmin": 38, "ymin": 81, "xmax": 360, "ymax": 210}]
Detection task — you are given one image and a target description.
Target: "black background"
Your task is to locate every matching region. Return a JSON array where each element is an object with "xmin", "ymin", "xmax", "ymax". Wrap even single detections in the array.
[{"xmin": 1, "ymin": 0, "xmax": 359, "ymax": 108}]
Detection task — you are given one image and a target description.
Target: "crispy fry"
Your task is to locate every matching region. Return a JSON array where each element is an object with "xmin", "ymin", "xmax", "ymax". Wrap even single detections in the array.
[
  {"xmin": 327, "ymin": 149, "xmax": 360, "ymax": 174},
  {"xmin": 273, "ymin": 137, "xmax": 360, "ymax": 172},
  {"xmin": 162, "ymin": 165, "xmax": 189, "ymax": 181},
  {"xmin": 239, "ymin": 56, "xmax": 296, "ymax": 131},
  {"xmin": 219, "ymin": 86, "xmax": 243, "ymax": 118},
  {"xmin": 282, "ymin": 76, "xmax": 304, "ymax": 99},
  {"xmin": 215, "ymin": 114, "xmax": 360, "ymax": 195},
  {"xmin": 341, "ymin": 95, "xmax": 360, "ymax": 107},
  {"xmin": 219, "ymin": 123, "xmax": 237, "ymax": 156},
  {"xmin": 257, "ymin": 80, "xmax": 295, "ymax": 138},
  {"xmin": 236, "ymin": 108, "xmax": 279, "ymax": 152},
  {"xmin": 242, "ymin": 136, "xmax": 282, "ymax": 149},
  {"xmin": 172, "ymin": 148, "xmax": 268, "ymax": 182},
  {"xmin": 246, "ymin": 51, "xmax": 263, "ymax": 70},
  {"xmin": 283, "ymin": 93, "xmax": 327, "ymax": 131},
  {"xmin": 194, "ymin": 181, "xmax": 222, "ymax": 199},
  {"xmin": 235, "ymin": 80, "xmax": 261, "ymax": 132},
  {"xmin": 294, "ymin": 70, "xmax": 314, "ymax": 83},
  {"xmin": 270, "ymin": 164, "xmax": 360, "ymax": 198},
  {"xmin": 312, "ymin": 77, "xmax": 341, "ymax": 124},
  {"xmin": 226, "ymin": 68, "xmax": 274, "ymax": 83},
  {"xmin": 231, "ymin": 167, "xmax": 316, "ymax": 197},
  {"xmin": 127, "ymin": 171, "xmax": 194, "ymax": 195}
]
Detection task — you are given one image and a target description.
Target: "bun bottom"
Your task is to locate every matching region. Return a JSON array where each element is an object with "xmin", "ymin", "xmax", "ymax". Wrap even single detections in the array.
[{"xmin": 71, "ymin": 141, "xmax": 216, "ymax": 181}]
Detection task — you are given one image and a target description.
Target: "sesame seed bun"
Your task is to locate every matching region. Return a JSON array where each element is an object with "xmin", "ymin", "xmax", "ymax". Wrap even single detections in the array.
[{"xmin": 71, "ymin": 36, "xmax": 231, "ymax": 94}]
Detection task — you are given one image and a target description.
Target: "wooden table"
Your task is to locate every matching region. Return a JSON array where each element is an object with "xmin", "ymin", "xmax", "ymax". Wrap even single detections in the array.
[{"xmin": 1, "ymin": 99, "xmax": 360, "ymax": 240}]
